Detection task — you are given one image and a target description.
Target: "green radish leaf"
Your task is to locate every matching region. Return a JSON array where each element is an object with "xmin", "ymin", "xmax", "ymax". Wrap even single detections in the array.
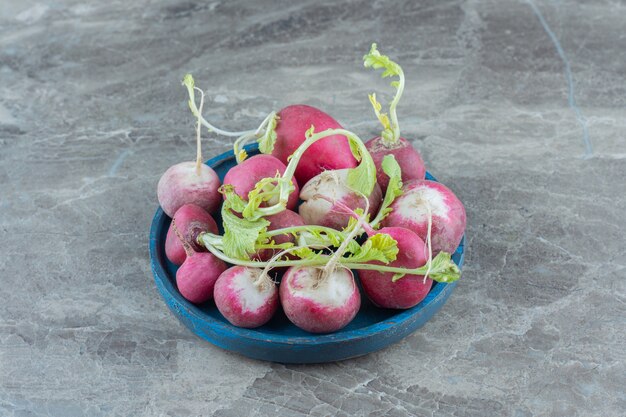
[
  {"xmin": 348, "ymin": 136, "xmax": 363, "ymax": 162},
  {"xmin": 182, "ymin": 74, "xmax": 197, "ymax": 115},
  {"xmin": 258, "ymin": 114, "xmax": 278, "ymax": 154},
  {"xmin": 219, "ymin": 184, "xmax": 247, "ymax": 213},
  {"xmin": 346, "ymin": 233, "xmax": 399, "ymax": 264},
  {"xmin": 371, "ymin": 155, "xmax": 403, "ymax": 228},
  {"xmin": 346, "ymin": 134, "xmax": 377, "ymax": 197},
  {"xmin": 296, "ymin": 227, "xmax": 344, "ymax": 249},
  {"xmin": 424, "ymin": 252, "xmax": 461, "ymax": 283},
  {"xmin": 363, "ymin": 43, "xmax": 404, "ymax": 145},
  {"xmin": 363, "ymin": 44, "xmax": 402, "ymax": 77},
  {"xmin": 292, "ymin": 246, "xmax": 321, "ymax": 260},
  {"xmin": 237, "ymin": 148, "xmax": 248, "ymax": 162},
  {"xmin": 391, "ymin": 252, "xmax": 461, "ymax": 283},
  {"xmin": 368, "ymin": 93, "xmax": 391, "ymax": 132},
  {"xmin": 242, "ymin": 175, "xmax": 293, "ymax": 219},
  {"xmin": 221, "ymin": 204, "xmax": 270, "ymax": 260}
]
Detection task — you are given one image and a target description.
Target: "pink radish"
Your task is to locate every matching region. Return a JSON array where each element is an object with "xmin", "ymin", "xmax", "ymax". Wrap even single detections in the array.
[
  {"xmin": 366, "ymin": 136, "xmax": 425, "ymax": 192},
  {"xmin": 299, "ymin": 169, "xmax": 382, "ymax": 230},
  {"xmin": 213, "ymin": 266, "xmax": 279, "ymax": 328},
  {"xmin": 172, "ymin": 220, "xmax": 227, "ymax": 304},
  {"xmin": 176, "ymin": 252, "xmax": 227, "ymax": 304},
  {"xmin": 279, "ymin": 199, "xmax": 367, "ymax": 334},
  {"xmin": 272, "ymin": 105, "xmax": 358, "ymax": 185},
  {"xmin": 280, "ymin": 266, "xmax": 360, "ymax": 333},
  {"xmin": 158, "ymin": 162, "xmax": 221, "ymax": 217},
  {"xmin": 223, "ymin": 154, "xmax": 299, "ymax": 210},
  {"xmin": 362, "ymin": 44, "xmax": 426, "ymax": 192},
  {"xmin": 382, "ymin": 179, "xmax": 466, "ymax": 255},
  {"xmin": 358, "ymin": 227, "xmax": 433, "ymax": 309},
  {"xmin": 165, "ymin": 204, "xmax": 219, "ymax": 266},
  {"xmin": 253, "ymin": 209, "xmax": 305, "ymax": 262},
  {"xmin": 158, "ymin": 78, "xmax": 222, "ymax": 217}
]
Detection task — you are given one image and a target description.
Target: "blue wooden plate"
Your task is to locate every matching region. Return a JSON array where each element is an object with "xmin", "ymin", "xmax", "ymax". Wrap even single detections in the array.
[{"xmin": 149, "ymin": 144, "xmax": 465, "ymax": 363}]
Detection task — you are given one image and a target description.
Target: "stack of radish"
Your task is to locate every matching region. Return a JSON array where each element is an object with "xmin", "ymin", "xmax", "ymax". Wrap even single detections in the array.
[{"xmin": 156, "ymin": 44, "xmax": 466, "ymax": 333}]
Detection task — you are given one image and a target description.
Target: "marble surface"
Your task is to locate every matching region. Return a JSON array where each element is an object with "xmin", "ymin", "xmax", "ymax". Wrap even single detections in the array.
[{"xmin": 1, "ymin": 0, "xmax": 625, "ymax": 416}]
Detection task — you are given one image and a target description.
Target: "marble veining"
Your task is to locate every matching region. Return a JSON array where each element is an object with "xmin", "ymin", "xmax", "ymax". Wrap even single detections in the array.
[{"xmin": 1, "ymin": 0, "xmax": 625, "ymax": 416}]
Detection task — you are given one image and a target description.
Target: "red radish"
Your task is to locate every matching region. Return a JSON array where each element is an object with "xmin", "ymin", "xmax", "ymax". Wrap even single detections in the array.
[
  {"xmin": 157, "ymin": 162, "xmax": 221, "ymax": 217},
  {"xmin": 253, "ymin": 209, "xmax": 305, "ymax": 261},
  {"xmin": 176, "ymin": 252, "xmax": 227, "ymax": 304},
  {"xmin": 171, "ymin": 219, "xmax": 227, "ymax": 304},
  {"xmin": 213, "ymin": 266, "xmax": 279, "ymax": 328},
  {"xmin": 158, "ymin": 82, "xmax": 221, "ymax": 217},
  {"xmin": 358, "ymin": 227, "xmax": 433, "ymax": 309},
  {"xmin": 299, "ymin": 169, "xmax": 382, "ymax": 230},
  {"xmin": 366, "ymin": 136, "xmax": 425, "ymax": 192},
  {"xmin": 223, "ymin": 154, "xmax": 299, "ymax": 210},
  {"xmin": 279, "ymin": 200, "xmax": 367, "ymax": 334},
  {"xmin": 362, "ymin": 44, "xmax": 426, "ymax": 192},
  {"xmin": 272, "ymin": 105, "xmax": 358, "ymax": 184},
  {"xmin": 382, "ymin": 179, "xmax": 466, "ymax": 255},
  {"xmin": 280, "ymin": 266, "xmax": 360, "ymax": 333},
  {"xmin": 165, "ymin": 204, "xmax": 219, "ymax": 266}
]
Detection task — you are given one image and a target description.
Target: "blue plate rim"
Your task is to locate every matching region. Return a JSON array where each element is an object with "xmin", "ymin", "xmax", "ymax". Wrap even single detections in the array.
[{"xmin": 149, "ymin": 143, "xmax": 464, "ymax": 345}]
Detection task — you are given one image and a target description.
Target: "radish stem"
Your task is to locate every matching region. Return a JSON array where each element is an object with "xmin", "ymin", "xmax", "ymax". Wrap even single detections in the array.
[
  {"xmin": 182, "ymin": 74, "xmax": 255, "ymax": 137},
  {"xmin": 200, "ymin": 233, "xmax": 459, "ymax": 283},
  {"xmin": 194, "ymin": 87, "xmax": 205, "ymax": 176},
  {"xmin": 322, "ymin": 194, "xmax": 369, "ymax": 279}
]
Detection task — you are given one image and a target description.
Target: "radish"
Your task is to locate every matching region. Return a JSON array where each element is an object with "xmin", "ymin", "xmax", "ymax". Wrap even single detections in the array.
[
  {"xmin": 172, "ymin": 220, "xmax": 227, "ymax": 304},
  {"xmin": 272, "ymin": 105, "xmax": 358, "ymax": 185},
  {"xmin": 382, "ymin": 179, "xmax": 466, "ymax": 255},
  {"xmin": 362, "ymin": 44, "xmax": 426, "ymax": 192},
  {"xmin": 278, "ymin": 195, "xmax": 372, "ymax": 334},
  {"xmin": 220, "ymin": 124, "xmax": 378, "ymax": 232},
  {"xmin": 299, "ymin": 169, "xmax": 382, "ymax": 230},
  {"xmin": 176, "ymin": 252, "xmax": 227, "ymax": 304},
  {"xmin": 280, "ymin": 266, "xmax": 360, "ymax": 333},
  {"xmin": 223, "ymin": 154, "xmax": 300, "ymax": 211},
  {"xmin": 158, "ymin": 77, "xmax": 221, "ymax": 216},
  {"xmin": 358, "ymin": 227, "xmax": 433, "ymax": 309},
  {"xmin": 165, "ymin": 204, "xmax": 219, "ymax": 266},
  {"xmin": 254, "ymin": 209, "xmax": 305, "ymax": 262},
  {"xmin": 181, "ymin": 80, "xmax": 357, "ymax": 185},
  {"xmin": 366, "ymin": 137, "xmax": 425, "ymax": 192},
  {"xmin": 213, "ymin": 266, "xmax": 279, "ymax": 328}
]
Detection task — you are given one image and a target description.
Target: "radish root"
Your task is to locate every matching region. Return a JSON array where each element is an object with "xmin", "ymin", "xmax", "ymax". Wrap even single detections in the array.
[{"xmin": 171, "ymin": 219, "xmax": 194, "ymax": 258}]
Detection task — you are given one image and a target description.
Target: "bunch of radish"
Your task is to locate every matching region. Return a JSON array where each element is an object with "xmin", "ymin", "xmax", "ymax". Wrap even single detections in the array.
[{"xmin": 156, "ymin": 44, "xmax": 466, "ymax": 333}]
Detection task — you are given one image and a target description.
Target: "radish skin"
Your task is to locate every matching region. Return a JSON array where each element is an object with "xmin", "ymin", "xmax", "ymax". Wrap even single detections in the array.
[
  {"xmin": 382, "ymin": 179, "xmax": 466, "ymax": 255},
  {"xmin": 223, "ymin": 154, "xmax": 299, "ymax": 210},
  {"xmin": 253, "ymin": 210, "xmax": 305, "ymax": 262},
  {"xmin": 165, "ymin": 204, "xmax": 219, "ymax": 266},
  {"xmin": 358, "ymin": 227, "xmax": 433, "ymax": 309},
  {"xmin": 279, "ymin": 266, "xmax": 360, "ymax": 333},
  {"xmin": 299, "ymin": 169, "xmax": 382, "ymax": 230},
  {"xmin": 176, "ymin": 252, "xmax": 227, "ymax": 304},
  {"xmin": 214, "ymin": 266, "xmax": 279, "ymax": 328},
  {"xmin": 273, "ymin": 105, "xmax": 357, "ymax": 185},
  {"xmin": 366, "ymin": 136, "xmax": 425, "ymax": 192},
  {"xmin": 157, "ymin": 162, "xmax": 221, "ymax": 217}
]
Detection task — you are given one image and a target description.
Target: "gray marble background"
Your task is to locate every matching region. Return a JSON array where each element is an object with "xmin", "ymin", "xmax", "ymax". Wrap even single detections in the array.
[{"xmin": 1, "ymin": 0, "xmax": 625, "ymax": 416}]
